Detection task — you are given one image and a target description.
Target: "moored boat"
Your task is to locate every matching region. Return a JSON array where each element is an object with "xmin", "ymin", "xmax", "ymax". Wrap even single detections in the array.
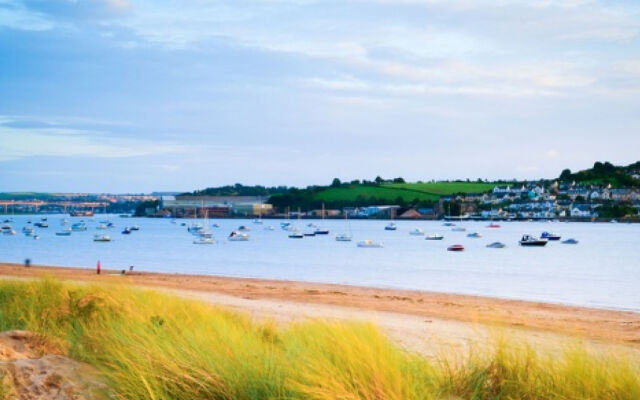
[
  {"xmin": 519, "ymin": 235, "xmax": 547, "ymax": 247},
  {"xmin": 384, "ymin": 222, "xmax": 397, "ymax": 231},
  {"xmin": 425, "ymin": 233, "xmax": 444, "ymax": 240},
  {"xmin": 562, "ymin": 238, "xmax": 579, "ymax": 244},
  {"xmin": 121, "ymin": 228, "xmax": 131, "ymax": 235},
  {"xmin": 228, "ymin": 231, "xmax": 249, "ymax": 241},
  {"xmin": 486, "ymin": 242, "xmax": 506, "ymax": 248},
  {"xmin": 409, "ymin": 228, "xmax": 425, "ymax": 236},
  {"xmin": 357, "ymin": 240, "xmax": 383, "ymax": 248},
  {"xmin": 93, "ymin": 234, "xmax": 111, "ymax": 242},
  {"xmin": 451, "ymin": 226, "xmax": 466, "ymax": 232},
  {"xmin": 335, "ymin": 233, "xmax": 352, "ymax": 241},
  {"xmin": 447, "ymin": 244, "xmax": 464, "ymax": 251},
  {"xmin": 540, "ymin": 231, "xmax": 561, "ymax": 241},
  {"xmin": 288, "ymin": 230, "xmax": 304, "ymax": 239},
  {"xmin": 467, "ymin": 232, "xmax": 482, "ymax": 238},
  {"xmin": 487, "ymin": 222, "xmax": 501, "ymax": 228},
  {"xmin": 193, "ymin": 237, "xmax": 214, "ymax": 244}
]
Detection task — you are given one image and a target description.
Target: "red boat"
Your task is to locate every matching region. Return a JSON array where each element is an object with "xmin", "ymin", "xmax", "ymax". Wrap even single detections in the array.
[
  {"xmin": 487, "ymin": 222, "xmax": 501, "ymax": 228},
  {"xmin": 447, "ymin": 244, "xmax": 464, "ymax": 251}
]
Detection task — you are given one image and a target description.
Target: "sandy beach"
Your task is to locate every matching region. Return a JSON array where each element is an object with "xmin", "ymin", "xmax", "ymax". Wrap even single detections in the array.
[{"xmin": 2, "ymin": 262, "xmax": 639, "ymax": 356}]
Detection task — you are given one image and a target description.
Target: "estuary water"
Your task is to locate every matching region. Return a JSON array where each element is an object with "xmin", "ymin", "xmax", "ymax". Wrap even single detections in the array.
[{"xmin": 1, "ymin": 214, "xmax": 639, "ymax": 311}]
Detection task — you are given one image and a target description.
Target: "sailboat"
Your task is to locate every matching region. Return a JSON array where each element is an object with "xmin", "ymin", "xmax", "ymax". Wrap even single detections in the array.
[
  {"xmin": 335, "ymin": 210, "xmax": 352, "ymax": 241},
  {"xmin": 253, "ymin": 204, "xmax": 264, "ymax": 224},
  {"xmin": 193, "ymin": 203, "xmax": 214, "ymax": 244},
  {"xmin": 385, "ymin": 208, "xmax": 397, "ymax": 230},
  {"xmin": 290, "ymin": 207, "xmax": 306, "ymax": 238},
  {"xmin": 314, "ymin": 203, "xmax": 329, "ymax": 234}
]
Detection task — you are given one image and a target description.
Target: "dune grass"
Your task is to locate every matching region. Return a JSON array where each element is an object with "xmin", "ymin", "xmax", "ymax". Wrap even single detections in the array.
[{"xmin": 1, "ymin": 279, "xmax": 638, "ymax": 399}]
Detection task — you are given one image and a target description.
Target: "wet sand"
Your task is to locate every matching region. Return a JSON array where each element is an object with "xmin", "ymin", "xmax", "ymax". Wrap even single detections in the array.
[{"xmin": 2, "ymin": 262, "xmax": 640, "ymax": 348}]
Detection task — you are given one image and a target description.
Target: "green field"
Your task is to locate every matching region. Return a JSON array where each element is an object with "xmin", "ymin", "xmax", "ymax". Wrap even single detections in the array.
[
  {"xmin": 1, "ymin": 279, "xmax": 638, "ymax": 400},
  {"xmin": 314, "ymin": 186, "xmax": 440, "ymax": 203},
  {"xmin": 313, "ymin": 182, "xmax": 495, "ymax": 204},
  {"xmin": 384, "ymin": 182, "xmax": 496, "ymax": 195}
]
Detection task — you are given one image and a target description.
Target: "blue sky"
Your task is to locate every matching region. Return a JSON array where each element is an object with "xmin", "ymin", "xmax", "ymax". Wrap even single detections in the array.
[{"xmin": 1, "ymin": 0, "xmax": 639, "ymax": 192}]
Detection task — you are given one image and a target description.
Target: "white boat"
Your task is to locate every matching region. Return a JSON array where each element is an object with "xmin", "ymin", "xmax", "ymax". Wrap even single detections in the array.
[
  {"xmin": 56, "ymin": 228, "xmax": 72, "ymax": 236},
  {"xmin": 451, "ymin": 226, "xmax": 466, "ymax": 232},
  {"xmin": 409, "ymin": 228, "xmax": 425, "ymax": 236},
  {"xmin": 253, "ymin": 218, "xmax": 263, "ymax": 224},
  {"xmin": 96, "ymin": 224, "xmax": 107, "ymax": 230},
  {"xmin": 357, "ymin": 240, "xmax": 383, "ymax": 248},
  {"xmin": 314, "ymin": 203, "xmax": 330, "ymax": 235},
  {"xmin": 228, "ymin": 231, "xmax": 249, "ymax": 241},
  {"xmin": 93, "ymin": 234, "xmax": 111, "ymax": 242},
  {"xmin": 264, "ymin": 225, "xmax": 275, "ymax": 231},
  {"xmin": 238, "ymin": 225, "xmax": 251, "ymax": 232},
  {"xmin": 288, "ymin": 230, "xmax": 304, "ymax": 239},
  {"xmin": 193, "ymin": 237, "xmax": 214, "ymax": 244},
  {"xmin": 384, "ymin": 222, "xmax": 397, "ymax": 231},
  {"xmin": 425, "ymin": 233, "xmax": 444, "ymax": 240},
  {"xmin": 335, "ymin": 233, "xmax": 352, "ymax": 241},
  {"xmin": 335, "ymin": 212, "xmax": 352, "ymax": 241}
]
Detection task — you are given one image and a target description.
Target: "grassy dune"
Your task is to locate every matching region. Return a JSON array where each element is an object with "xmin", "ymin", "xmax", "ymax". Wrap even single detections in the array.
[{"xmin": 1, "ymin": 279, "xmax": 638, "ymax": 399}]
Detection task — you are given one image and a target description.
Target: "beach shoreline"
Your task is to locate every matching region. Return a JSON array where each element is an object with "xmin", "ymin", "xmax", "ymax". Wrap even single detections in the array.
[{"xmin": 2, "ymin": 262, "xmax": 639, "ymax": 347}]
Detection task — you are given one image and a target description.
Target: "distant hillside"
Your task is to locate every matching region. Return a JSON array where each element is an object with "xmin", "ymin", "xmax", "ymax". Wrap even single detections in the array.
[
  {"xmin": 181, "ymin": 184, "xmax": 289, "ymax": 197},
  {"xmin": 559, "ymin": 161, "xmax": 640, "ymax": 187},
  {"xmin": 268, "ymin": 180, "xmax": 498, "ymax": 211}
]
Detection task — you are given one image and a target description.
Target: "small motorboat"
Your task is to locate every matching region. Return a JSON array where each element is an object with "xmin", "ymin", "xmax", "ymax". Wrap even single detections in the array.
[
  {"xmin": 228, "ymin": 231, "xmax": 249, "ymax": 241},
  {"xmin": 486, "ymin": 242, "xmax": 506, "ymax": 248},
  {"xmin": 71, "ymin": 222, "xmax": 87, "ymax": 231},
  {"xmin": 212, "ymin": 223, "xmax": 221, "ymax": 228},
  {"xmin": 106, "ymin": 222, "xmax": 114, "ymax": 228},
  {"xmin": 314, "ymin": 228, "xmax": 329, "ymax": 235},
  {"xmin": 452, "ymin": 226, "xmax": 466, "ymax": 232},
  {"xmin": 540, "ymin": 231, "xmax": 561, "ymax": 241},
  {"xmin": 303, "ymin": 231, "xmax": 316, "ymax": 237},
  {"xmin": 56, "ymin": 228, "xmax": 72, "ymax": 236},
  {"xmin": 3, "ymin": 229, "xmax": 16, "ymax": 236},
  {"xmin": 409, "ymin": 228, "xmax": 425, "ymax": 236},
  {"xmin": 519, "ymin": 235, "xmax": 547, "ymax": 247},
  {"xmin": 357, "ymin": 240, "xmax": 383, "ymax": 248},
  {"xmin": 193, "ymin": 237, "xmax": 214, "ymax": 244},
  {"xmin": 562, "ymin": 238, "xmax": 579, "ymax": 244},
  {"xmin": 425, "ymin": 233, "xmax": 444, "ymax": 240},
  {"xmin": 307, "ymin": 223, "xmax": 317, "ymax": 228},
  {"xmin": 34, "ymin": 222, "xmax": 48, "ymax": 228},
  {"xmin": 384, "ymin": 222, "xmax": 397, "ymax": 231},
  {"xmin": 467, "ymin": 232, "xmax": 482, "ymax": 238},
  {"xmin": 288, "ymin": 231, "xmax": 304, "ymax": 239},
  {"xmin": 93, "ymin": 234, "xmax": 112, "ymax": 242},
  {"xmin": 33, "ymin": 235, "xmax": 40, "ymax": 240},
  {"xmin": 130, "ymin": 225, "xmax": 140, "ymax": 231},
  {"xmin": 486, "ymin": 223, "xmax": 501, "ymax": 228},
  {"xmin": 96, "ymin": 224, "xmax": 107, "ymax": 230},
  {"xmin": 447, "ymin": 244, "xmax": 464, "ymax": 251},
  {"xmin": 238, "ymin": 226, "xmax": 250, "ymax": 232},
  {"xmin": 121, "ymin": 228, "xmax": 131, "ymax": 235},
  {"xmin": 443, "ymin": 222, "xmax": 455, "ymax": 226},
  {"xmin": 180, "ymin": 222, "xmax": 187, "ymax": 226},
  {"xmin": 253, "ymin": 219, "xmax": 263, "ymax": 224},
  {"xmin": 264, "ymin": 225, "xmax": 275, "ymax": 231},
  {"xmin": 335, "ymin": 233, "xmax": 352, "ymax": 242},
  {"xmin": 280, "ymin": 222, "xmax": 291, "ymax": 229}
]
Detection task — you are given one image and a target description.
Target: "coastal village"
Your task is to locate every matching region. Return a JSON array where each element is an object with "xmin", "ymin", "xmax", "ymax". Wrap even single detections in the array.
[{"xmin": 3, "ymin": 179, "xmax": 639, "ymax": 221}]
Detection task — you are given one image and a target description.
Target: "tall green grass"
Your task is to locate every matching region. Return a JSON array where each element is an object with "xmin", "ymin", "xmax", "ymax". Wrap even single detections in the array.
[{"xmin": 1, "ymin": 279, "xmax": 638, "ymax": 400}]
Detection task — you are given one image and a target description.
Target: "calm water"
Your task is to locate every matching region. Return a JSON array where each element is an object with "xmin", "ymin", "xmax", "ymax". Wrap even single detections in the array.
[{"xmin": 1, "ymin": 215, "xmax": 639, "ymax": 311}]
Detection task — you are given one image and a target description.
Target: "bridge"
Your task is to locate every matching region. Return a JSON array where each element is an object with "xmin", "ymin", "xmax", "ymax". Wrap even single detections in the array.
[{"xmin": 0, "ymin": 201, "xmax": 110, "ymax": 214}]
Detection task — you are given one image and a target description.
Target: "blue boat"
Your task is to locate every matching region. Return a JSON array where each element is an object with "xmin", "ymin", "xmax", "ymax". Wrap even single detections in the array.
[
  {"xmin": 562, "ymin": 238, "xmax": 579, "ymax": 244},
  {"xmin": 122, "ymin": 228, "xmax": 131, "ymax": 235},
  {"xmin": 541, "ymin": 231, "xmax": 561, "ymax": 241}
]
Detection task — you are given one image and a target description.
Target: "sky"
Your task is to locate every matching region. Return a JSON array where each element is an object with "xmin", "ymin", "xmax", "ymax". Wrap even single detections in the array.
[{"xmin": 1, "ymin": 0, "xmax": 639, "ymax": 193}]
